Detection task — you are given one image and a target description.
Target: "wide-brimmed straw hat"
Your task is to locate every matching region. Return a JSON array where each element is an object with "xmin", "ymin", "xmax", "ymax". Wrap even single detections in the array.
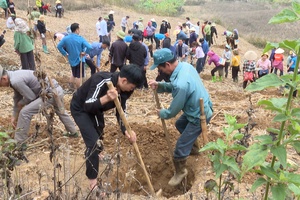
[
  {"xmin": 109, "ymin": 10, "xmax": 115, "ymax": 14},
  {"xmin": 116, "ymin": 30, "xmax": 125, "ymax": 39},
  {"xmin": 55, "ymin": 0, "xmax": 61, "ymax": 3},
  {"xmin": 244, "ymin": 50, "xmax": 258, "ymax": 60},
  {"xmin": 150, "ymin": 18, "xmax": 156, "ymax": 22},
  {"xmin": 275, "ymin": 48, "xmax": 284, "ymax": 54}
]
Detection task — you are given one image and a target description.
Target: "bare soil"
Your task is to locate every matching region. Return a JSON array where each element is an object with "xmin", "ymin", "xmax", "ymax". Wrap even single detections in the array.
[{"xmin": 0, "ymin": 2, "xmax": 299, "ymax": 200}]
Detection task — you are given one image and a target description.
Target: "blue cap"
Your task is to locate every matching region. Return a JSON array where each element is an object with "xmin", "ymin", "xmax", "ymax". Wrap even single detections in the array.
[{"xmin": 150, "ymin": 48, "xmax": 174, "ymax": 70}]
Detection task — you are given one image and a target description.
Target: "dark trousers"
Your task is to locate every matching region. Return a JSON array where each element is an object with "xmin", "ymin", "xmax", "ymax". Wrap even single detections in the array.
[
  {"xmin": 224, "ymin": 62, "xmax": 230, "ymax": 78},
  {"xmin": 211, "ymin": 65, "xmax": 223, "ymax": 76},
  {"xmin": 20, "ymin": 51, "xmax": 35, "ymax": 70},
  {"xmin": 154, "ymin": 37, "xmax": 160, "ymax": 49},
  {"xmin": 205, "ymin": 34, "xmax": 211, "ymax": 47},
  {"xmin": 121, "ymin": 26, "xmax": 126, "ymax": 32},
  {"xmin": 196, "ymin": 57, "xmax": 204, "ymax": 73},
  {"xmin": 232, "ymin": 66, "xmax": 240, "ymax": 81},
  {"xmin": 202, "ymin": 54, "xmax": 207, "ymax": 68},
  {"xmin": 0, "ymin": 38, "xmax": 5, "ymax": 47},
  {"xmin": 110, "ymin": 64, "xmax": 123, "ymax": 73},
  {"xmin": 71, "ymin": 100, "xmax": 103, "ymax": 179},
  {"xmin": 146, "ymin": 35, "xmax": 154, "ymax": 44},
  {"xmin": 85, "ymin": 59, "xmax": 97, "ymax": 75},
  {"xmin": 138, "ymin": 67, "xmax": 148, "ymax": 89},
  {"xmin": 55, "ymin": 9, "xmax": 62, "ymax": 18}
]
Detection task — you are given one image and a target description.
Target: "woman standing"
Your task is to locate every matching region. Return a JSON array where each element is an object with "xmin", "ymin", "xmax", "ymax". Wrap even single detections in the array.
[
  {"xmin": 273, "ymin": 48, "xmax": 284, "ymax": 76},
  {"xmin": 242, "ymin": 50, "xmax": 257, "ymax": 89},
  {"xmin": 14, "ymin": 18, "xmax": 35, "ymax": 70}
]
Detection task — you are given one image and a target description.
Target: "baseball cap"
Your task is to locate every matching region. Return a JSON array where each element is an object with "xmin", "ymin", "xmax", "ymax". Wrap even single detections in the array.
[{"xmin": 150, "ymin": 48, "xmax": 174, "ymax": 70}]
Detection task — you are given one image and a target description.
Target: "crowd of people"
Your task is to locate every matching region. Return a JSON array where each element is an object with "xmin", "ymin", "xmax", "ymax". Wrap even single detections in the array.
[{"xmin": 0, "ymin": 6, "xmax": 298, "ymax": 196}]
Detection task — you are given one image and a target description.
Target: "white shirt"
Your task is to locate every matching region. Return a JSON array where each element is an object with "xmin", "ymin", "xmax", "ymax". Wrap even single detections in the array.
[
  {"xmin": 6, "ymin": 17, "xmax": 15, "ymax": 29},
  {"xmin": 121, "ymin": 17, "xmax": 127, "ymax": 27},
  {"xmin": 99, "ymin": 20, "xmax": 108, "ymax": 36},
  {"xmin": 96, "ymin": 20, "xmax": 101, "ymax": 36}
]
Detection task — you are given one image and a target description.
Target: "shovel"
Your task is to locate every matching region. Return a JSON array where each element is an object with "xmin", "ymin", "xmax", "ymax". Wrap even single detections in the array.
[{"xmin": 106, "ymin": 81, "xmax": 161, "ymax": 197}]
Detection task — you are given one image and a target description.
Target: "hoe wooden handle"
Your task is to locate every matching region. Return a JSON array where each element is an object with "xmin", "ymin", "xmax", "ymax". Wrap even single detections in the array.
[
  {"xmin": 106, "ymin": 81, "xmax": 156, "ymax": 197},
  {"xmin": 200, "ymin": 98, "xmax": 209, "ymax": 144},
  {"xmin": 153, "ymin": 90, "xmax": 173, "ymax": 159}
]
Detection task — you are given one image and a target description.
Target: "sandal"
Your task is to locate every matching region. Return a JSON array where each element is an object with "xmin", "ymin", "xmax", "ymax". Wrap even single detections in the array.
[{"xmin": 63, "ymin": 132, "xmax": 79, "ymax": 138}]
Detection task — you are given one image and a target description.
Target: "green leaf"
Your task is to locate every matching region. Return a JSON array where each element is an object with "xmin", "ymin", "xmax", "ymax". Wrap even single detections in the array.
[
  {"xmin": 261, "ymin": 166, "xmax": 279, "ymax": 180},
  {"xmin": 233, "ymin": 133, "xmax": 244, "ymax": 140},
  {"xmin": 246, "ymin": 73, "xmax": 284, "ymax": 91},
  {"xmin": 284, "ymin": 172, "xmax": 300, "ymax": 185},
  {"xmin": 292, "ymin": 1, "xmax": 300, "ymax": 15},
  {"xmin": 288, "ymin": 183, "xmax": 300, "ymax": 195},
  {"xmin": 0, "ymin": 132, "xmax": 9, "ymax": 138},
  {"xmin": 222, "ymin": 156, "xmax": 240, "ymax": 175},
  {"xmin": 291, "ymin": 141, "xmax": 300, "ymax": 153},
  {"xmin": 216, "ymin": 138, "xmax": 227, "ymax": 155},
  {"xmin": 225, "ymin": 114, "xmax": 236, "ymax": 125},
  {"xmin": 250, "ymin": 177, "xmax": 268, "ymax": 192},
  {"xmin": 215, "ymin": 163, "xmax": 227, "ymax": 179},
  {"xmin": 234, "ymin": 123, "xmax": 246, "ymax": 130},
  {"xmin": 255, "ymin": 135, "xmax": 274, "ymax": 145},
  {"xmin": 273, "ymin": 113, "xmax": 290, "ymax": 122},
  {"xmin": 271, "ymin": 145, "xmax": 287, "ymax": 168},
  {"xmin": 258, "ymin": 98, "xmax": 288, "ymax": 112},
  {"xmin": 271, "ymin": 183, "xmax": 287, "ymax": 200},
  {"xmin": 269, "ymin": 8, "xmax": 299, "ymax": 24},
  {"xmin": 200, "ymin": 142, "xmax": 218, "ymax": 152},
  {"xmin": 230, "ymin": 144, "xmax": 247, "ymax": 151},
  {"xmin": 291, "ymin": 107, "xmax": 300, "ymax": 117},
  {"xmin": 266, "ymin": 128, "xmax": 280, "ymax": 134},
  {"xmin": 242, "ymin": 143, "xmax": 269, "ymax": 172}
]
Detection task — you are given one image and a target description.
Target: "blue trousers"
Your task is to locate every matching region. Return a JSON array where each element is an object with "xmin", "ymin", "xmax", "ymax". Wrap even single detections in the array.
[{"xmin": 174, "ymin": 114, "xmax": 211, "ymax": 159}]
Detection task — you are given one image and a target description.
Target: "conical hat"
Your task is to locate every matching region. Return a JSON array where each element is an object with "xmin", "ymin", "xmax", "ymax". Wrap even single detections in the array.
[
  {"xmin": 275, "ymin": 48, "xmax": 284, "ymax": 54},
  {"xmin": 244, "ymin": 50, "xmax": 257, "ymax": 60}
]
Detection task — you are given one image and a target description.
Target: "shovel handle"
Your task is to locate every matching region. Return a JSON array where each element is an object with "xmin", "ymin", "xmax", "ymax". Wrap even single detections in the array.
[
  {"xmin": 106, "ymin": 81, "xmax": 156, "ymax": 197},
  {"xmin": 200, "ymin": 98, "xmax": 209, "ymax": 144},
  {"xmin": 153, "ymin": 90, "xmax": 173, "ymax": 159}
]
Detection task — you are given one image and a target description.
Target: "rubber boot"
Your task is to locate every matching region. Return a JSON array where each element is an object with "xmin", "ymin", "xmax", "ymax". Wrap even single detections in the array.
[
  {"xmin": 168, "ymin": 158, "xmax": 188, "ymax": 186},
  {"xmin": 217, "ymin": 76, "xmax": 223, "ymax": 82},
  {"xmin": 43, "ymin": 45, "xmax": 49, "ymax": 54},
  {"xmin": 190, "ymin": 139, "xmax": 201, "ymax": 155},
  {"xmin": 211, "ymin": 76, "xmax": 216, "ymax": 82}
]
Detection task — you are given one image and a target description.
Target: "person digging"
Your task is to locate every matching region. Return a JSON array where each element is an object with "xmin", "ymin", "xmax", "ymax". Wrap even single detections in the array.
[{"xmin": 149, "ymin": 48, "xmax": 213, "ymax": 186}]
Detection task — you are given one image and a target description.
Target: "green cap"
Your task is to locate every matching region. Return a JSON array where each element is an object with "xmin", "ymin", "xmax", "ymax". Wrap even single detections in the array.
[{"xmin": 150, "ymin": 48, "xmax": 174, "ymax": 70}]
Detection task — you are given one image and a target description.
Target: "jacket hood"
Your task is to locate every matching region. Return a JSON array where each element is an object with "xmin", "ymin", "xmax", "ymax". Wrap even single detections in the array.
[{"xmin": 207, "ymin": 50, "xmax": 215, "ymax": 57}]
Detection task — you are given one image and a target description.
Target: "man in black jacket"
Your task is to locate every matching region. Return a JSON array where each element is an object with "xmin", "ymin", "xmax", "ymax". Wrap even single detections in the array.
[
  {"xmin": 70, "ymin": 64, "xmax": 143, "ymax": 191},
  {"xmin": 126, "ymin": 34, "xmax": 147, "ymax": 88}
]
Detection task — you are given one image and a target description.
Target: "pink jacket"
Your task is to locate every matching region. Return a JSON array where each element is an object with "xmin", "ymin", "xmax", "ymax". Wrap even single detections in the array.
[{"xmin": 208, "ymin": 50, "xmax": 221, "ymax": 66}]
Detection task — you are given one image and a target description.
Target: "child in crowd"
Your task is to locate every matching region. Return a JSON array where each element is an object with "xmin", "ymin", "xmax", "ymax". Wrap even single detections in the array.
[
  {"xmin": 55, "ymin": 0, "xmax": 63, "ymax": 18},
  {"xmin": 8, "ymin": 0, "xmax": 15, "ymax": 14},
  {"xmin": 36, "ymin": 15, "xmax": 49, "ymax": 54},
  {"xmin": 230, "ymin": 49, "xmax": 241, "ymax": 82}
]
